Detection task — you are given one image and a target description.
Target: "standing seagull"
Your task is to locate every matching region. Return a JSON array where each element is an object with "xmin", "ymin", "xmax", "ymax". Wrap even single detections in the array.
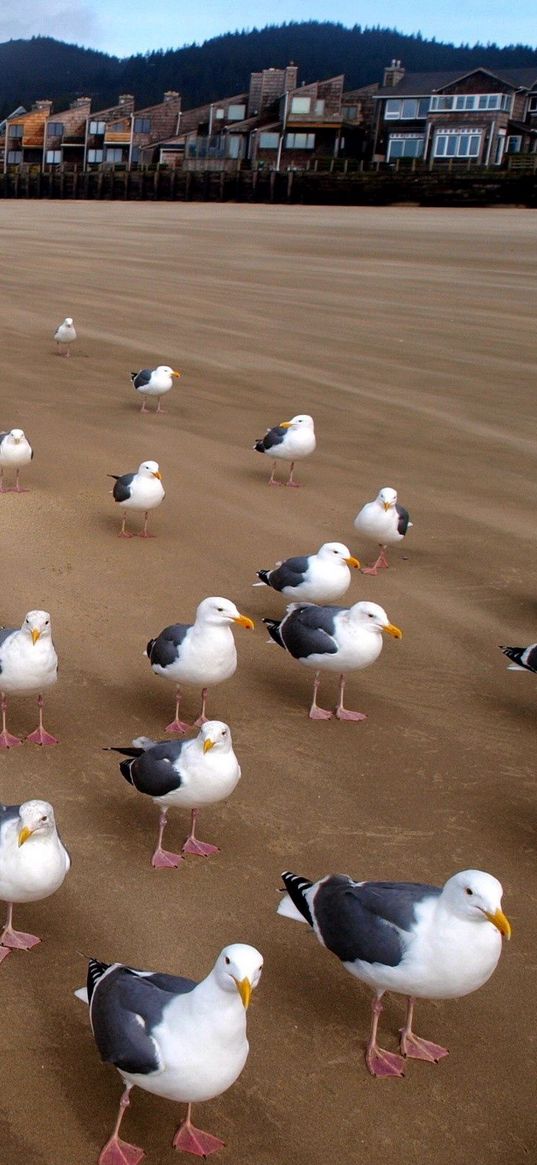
[
  {"xmin": 255, "ymin": 542, "xmax": 360, "ymax": 604},
  {"xmin": 0, "ymin": 800, "xmax": 70, "ymax": 964},
  {"xmin": 131, "ymin": 365, "xmax": 182, "ymax": 414},
  {"xmin": 54, "ymin": 316, "xmax": 77, "ymax": 356},
  {"xmin": 0, "ymin": 428, "xmax": 33, "ymax": 493},
  {"xmin": 147, "ymin": 597, "xmax": 254, "ymax": 733},
  {"xmin": 253, "ymin": 414, "xmax": 316, "ymax": 487},
  {"xmin": 500, "ymin": 642, "xmax": 537, "ymax": 673},
  {"xmin": 109, "ymin": 460, "xmax": 165, "ymax": 538},
  {"xmin": 278, "ymin": 868, "xmax": 511, "ymax": 1077},
  {"xmin": 108, "ymin": 721, "xmax": 241, "ymax": 867},
  {"xmin": 0, "ymin": 610, "xmax": 58, "ymax": 747},
  {"xmin": 354, "ymin": 487, "xmax": 412, "ymax": 575},
  {"xmin": 264, "ymin": 600, "xmax": 402, "ymax": 720},
  {"xmin": 76, "ymin": 943, "xmax": 263, "ymax": 1163}
]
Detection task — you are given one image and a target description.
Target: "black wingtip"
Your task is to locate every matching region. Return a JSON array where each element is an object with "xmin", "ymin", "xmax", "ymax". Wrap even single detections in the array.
[
  {"xmin": 257, "ymin": 570, "xmax": 270, "ymax": 585},
  {"xmin": 281, "ymin": 871, "xmax": 314, "ymax": 926}
]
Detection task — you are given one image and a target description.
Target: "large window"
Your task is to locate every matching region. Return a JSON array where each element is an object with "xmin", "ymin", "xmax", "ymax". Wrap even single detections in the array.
[
  {"xmin": 8, "ymin": 124, "xmax": 23, "ymax": 138},
  {"xmin": 315, "ymin": 99, "xmax": 325, "ymax": 115},
  {"xmin": 105, "ymin": 148, "xmax": 124, "ymax": 163},
  {"xmin": 227, "ymin": 104, "xmax": 246, "ymax": 121},
  {"xmin": 433, "ymin": 129, "xmax": 482, "ymax": 158},
  {"xmin": 45, "ymin": 150, "xmax": 62, "ymax": 164},
  {"xmin": 387, "ymin": 134, "xmax": 425, "ymax": 160},
  {"xmin": 87, "ymin": 148, "xmax": 103, "ymax": 163},
  {"xmin": 285, "ymin": 132, "xmax": 315, "ymax": 149},
  {"xmin": 134, "ymin": 117, "xmax": 151, "ymax": 133},
  {"xmin": 47, "ymin": 122, "xmax": 64, "ymax": 137},
  {"xmin": 290, "ymin": 96, "xmax": 311, "ymax": 114},
  {"xmin": 89, "ymin": 120, "xmax": 106, "ymax": 135},
  {"xmin": 385, "ymin": 98, "xmax": 430, "ymax": 119},
  {"xmin": 506, "ymin": 135, "xmax": 522, "ymax": 154},
  {"xmin": 7, "ymin": 150, "xmax": 22, "ymax": 163},
  {"xmin": 342, "ymin": 105, "xmax": 358, "ymax": 119},
  {"xmin": 259, "ymin": 132, "xmax": 280, "ymax": 149},
  {"xmin": 430, "ymin": 93, "xmax": 510, "ymax": 112},
  {"xmin": 528, "ymin": 96, "xmax": 537, "ymax": 112}
]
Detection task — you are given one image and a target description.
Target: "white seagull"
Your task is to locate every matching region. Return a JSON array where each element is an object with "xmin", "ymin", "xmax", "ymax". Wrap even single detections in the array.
[
  {"xmin": 253, "ymin": 413, "xmax": 316, "ymax": 487},
  {"xmin": 109, "ymin": 459, "xmax": 165, "ymax": 538},
  {"xmin": 264, "ymin": 600, "xmax": 402, "ymax": 720},
  {"xmin": 54, "ymin": 316, "xmax": 77, "ymax": 356},
  {"xmin": 255, "ymin": 541, "xmax": 360, "ymax": 603},
  {"xmin": 108, "ymin": 721, "xmax": 241, "ymax": 867},
  {"xmin": 146, "ymin": 597, "xmax": 254, "ymax": 733},
  {"xmin": 354, "ymin": 487, "xmax": 412, "ymax": 575},
  {"xmin": 0, "ymin": 610, "xmax": 59, "ymax": 747},
  {"xmin": 0, "ymin": 800, "xmax": 70, "ymax": 965},
  {"xmin": 0, "ymin": 428, "xmax": 33, "ymax": 493},
  {"xmin": 76, "ymin": 943, "xmax": 263, "ymax": 1163},
  {"xmin": 278, "ymin": 868, "xmax": 511, "ymax": 1077},
  {"xmin": 130, "ymin": 365, "xmax": 182, "ymax": 414}
]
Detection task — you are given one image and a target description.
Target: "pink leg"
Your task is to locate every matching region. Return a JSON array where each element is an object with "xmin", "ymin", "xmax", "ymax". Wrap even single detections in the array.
[
  {"xmin": 173, "ymin": 1104, "xmax": 224, "ymax": 1157},
  {"xmin": 8, "ymin": 469, "xmax": 29, "ymax": 493},
  {"xmin": 137, "ymin": 511, "xmax": 156, "ymax": 539},
  {"xmin": 140, "ymin": 399, "xmax": 148, "ymax": 413},
  {"xmin": 365, "ymin": 995, "xmax": 406, "ymax": 1078},
  {"xmin": 156, "ymin": 398, "xmax": 165, "ymax": 414},
  {"xmin": 0, "ymin": 903, "xmax": 41, "ymax": 960},
  {"xmin": 99, "ymin": 1085, "xmax": 145, "ymax": 1165},
  {"xmin": 26, "ymin": 695, "xmax": 59, "ymax": 746},
  {"xmin": 151, "ymin": 810, "xmax": 184, "ymax": 869},
  {"xmin": 268, "ymin": 461, "xmax": 281, "ymax": 486},
  {"xmin": 335, "ymin": 675, "xmax": 367, "ymax": 722},
  {"xmin": 361, "ymin": 547, "xmax": 389, "ymax": 576},
  {"xmin": 166, "ymin": 688, "xmax": 192, "ymax": 734},
  {"xmin": 308, "ymin": 672, "xmax": 333, "ymax": 720},
  {"xmin": 193, "ymin": 688, "xmax": 208, "ymax": 728},
  {"xmin": 118, "ymin": 513, "xmax": 133, "ymax": 539},
  {"xmin": 285, "ymin": 461, "xmax": 300, "ymax": 488},
  {"xmin": 0, "ymin": 695, "xmax": 22, "ymax": 749},
  {"xmin": 182, "ymin": 808, "xmax": 219, "ymax": 857},
  {"xmin": 399, "ymin": 997, "xmax": 449, "ymax": 1063}
]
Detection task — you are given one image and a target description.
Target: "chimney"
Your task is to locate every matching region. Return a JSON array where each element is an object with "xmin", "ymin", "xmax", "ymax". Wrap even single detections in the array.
[
  {"xmin": 163, "ymin": 90, "xmax": 180, "ymax": 102},
  {"xmin": 383, "ymin": 60, "xmax": 405, "ymax": 87},
  {"xmin": 71, "ymin": 97, "xmax": 92, "ymax": 110},
  {"xmin": 34, "ymin": 99, "xmax": 53, "ymax": 112},
  {"xmin": 118, "ymin": 94, "xmax": 134, "ymax": 105}
]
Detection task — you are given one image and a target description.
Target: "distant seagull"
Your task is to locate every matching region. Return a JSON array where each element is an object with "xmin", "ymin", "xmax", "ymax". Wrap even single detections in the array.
[
  {"xmin": 0, "ymin": 610, "xmax": 59, "ymax": 747},
  {"xmin": 131, "ymin": 365, "xmax": 182, "ymax": 413},
  {"xmin": 500, "ymin": 643, "xmax": 537, "ymax": 673},
  {"xmin": 0, "ymin": 428, "xmax": 33, "ymax": 493},
  {"xmin": 255, "ymin": 542, "xmax": 360, "ymax": 604},
  {"xmin": 0, "ymin": 799, "xmax": 70, "ymax": 964},
  {"xmin": 108, "ymin": 459, "xmax": 165, "ymax": 538},
  {"xmin": 354, "ymin": 487, "xmax": 412, "ymax": 575},
  {"xmin": 54, "ymin": 316, "xmax": 77, "ymax": 356},
  {"xmin": 253, "ymin": 413, "xmax": 316, "ymax": 487}
]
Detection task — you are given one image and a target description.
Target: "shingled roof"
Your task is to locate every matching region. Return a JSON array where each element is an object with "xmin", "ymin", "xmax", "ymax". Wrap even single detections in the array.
[{"xmin": 375, "ymin": 67, "xmax": 537, "ymax": 97}]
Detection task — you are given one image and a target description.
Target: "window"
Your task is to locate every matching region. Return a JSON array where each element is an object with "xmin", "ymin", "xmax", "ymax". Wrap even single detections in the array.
[
  {"xmin": 259, "ymin": 132, "xmax": 280, "ymax": 149},
  {"xmin": 227, "ymin": 136, "xmax": 241, "ymax": 159},
  {"xmin": 385, "ymin": 98, "xmax": 429, "ymax": 119},
  {"xmin": 130, "ymin": 146, "xmax": 140, "ymax": 163},
  {"xmin": 342, "ymin": 105, "xmax": 357, "ymax": 119},
  {"xmin": 227, "ymin": 104, "xmax": 246, "ymax": 120},
  {"xmin": 8, "ymin": 124, "xmax": 23, "ymax": 138},
  {"xmin": 387, "ymin": 135, "xmax": 424, "ymax": 160},
  {"xmin": 214, "ymin": 108, "xmax": 225, "ymax": 120},
  {"xmin": 89, "ymin": 120, "xmax": 106, "ymax": 135},
  {"xmin": 7, "ymin": 150, "xmax": 22, "ymax": 163},
  {"xmin": 431, "ymin": 93, "xmax": 510, "ymax": 112},
  {"xmin": 87, "ymin": 148, "xmax": 103, "ymax": 163},
  {"xmin": 315, "ymin": 99, "xmax": 325, "ymax": 115},
  {"xmin": 134, "ymin": 117, "xmax": 151, "ymax": 133},
  {"xmin": 290, "ymin": 96, "xmax": 311, "ymax": 114},
  {"xmin": 47, "ymin": 122, "xmax": 64, "ymax": 137},
  {"xmin": 45, "ymin": 150, "xmax": 62, "ymax": 164},
  {"xmin": 385, "ymin": 99, "xmax": 400, "ymax": 118},
  {"xmin": 528, "ymin": 96, "xmax": 537, "ymax": 112},
  {"xmin": 506, "ymin": 135, "xmax": 522, "ymax": 154},
  {"xmin": 105, "ymin": 148, "xmax": 124, "ymax": 162},
  {"xmin": 285, "ymin": 132, "xmax": 315, "ymax": 149},
  {"xmin": 433, "ymin": 130, "xmax": 482, "ymax": 158}
]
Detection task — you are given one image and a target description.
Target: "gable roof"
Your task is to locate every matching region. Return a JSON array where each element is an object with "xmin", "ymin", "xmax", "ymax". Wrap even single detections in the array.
[{"xmin": 375, "ymin": 67, "xmax": 537, "ymax": 98}]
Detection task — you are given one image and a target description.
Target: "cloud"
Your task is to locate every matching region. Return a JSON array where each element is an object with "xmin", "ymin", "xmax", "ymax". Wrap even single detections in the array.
[{"xmin": 0, "ymin": 2, "xmax": 104, "ymax": 48}]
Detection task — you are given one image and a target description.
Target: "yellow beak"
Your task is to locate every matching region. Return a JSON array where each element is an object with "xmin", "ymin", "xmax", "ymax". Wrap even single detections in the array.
[
  {"xmin": 172, "ymin": 370, "xmax": 182, "ymax": 378},
  {"xmin": 235, "ymin": 977, "xmax": 252, "ymax": 1009},
  {"xmin": 383, "ymin": 623, "xmax": 403, "ymax": 639},
  {"xmin": 18, "ymin": 826, "xmax": 33, "ymax": 847},
  {"xmin": 345, "ymin": 556, "xmax": 360, "ymax": 569},
  {"xmin": 485, "ymin": 908, "xmax": 512, "ymax": 940},
  {"xmin": 31, "ymin": 629, "xmax": 41, "ymax": 645},
  {"xmin": 203, "ymin": 738, "xmax": 215, "ymax": 753},
  {"xmin": 383, "ymin": 501, "xmax": 392, "ymax": 511},
  {"xmin": 233, "ymin": 614, "xmax": 255, "ymax": 630},
  {"xmin": 279, "ymin": 421, "xmax": 292, "ymax": 428},
  {"xmin": 152, "ymin": 471, "xmax": 162, "ymax": 480}
]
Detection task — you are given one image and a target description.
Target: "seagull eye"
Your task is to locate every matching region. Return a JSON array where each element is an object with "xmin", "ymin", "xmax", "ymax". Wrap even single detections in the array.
[
  {"xmin": 221, "ymin": 730, "xmax": 226, "ymax": 736},
  {"xmin": 368, "ymin": 613, "xmax": 374, "ymax": 618},
  {"xmin": 217, "ymin": 608, "xmax": 224, "ymax": 613},
  {"xmin": 465, "ymin": 888, "xmax": 473, "ymax": 896},
  {"xmin": 225, "ymin": 956, "xmax": 230, "ymax": 965},
  {"xmin": 40, "ymin": 815, "xmax": 47, "ymax": 822}
]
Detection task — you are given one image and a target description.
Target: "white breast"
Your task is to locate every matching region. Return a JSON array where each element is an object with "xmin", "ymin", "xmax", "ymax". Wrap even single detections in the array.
[
  {"xmin": 0, "ymin": 634, "xmax": 58, "ymax": 696},
  {"xmin": 158, "ymin": 625, "xmax": 237, "ymax": 686},
  {"xmin": 123, "ymin": 477, "xmax": 165, "ymax": 512},
  {"xmin": 289, "ymin": 558, "xmax": 350, "ymax": 603},
  {"xmin": 0, "ymin": 829, "xmax": 69, "ymax": 904},
  {"xmin": 273, "ymin": 429, "xmax": 316, "ymax": 461},
  {"xmin": 0, "ymin": 439, "xmax": 32, "ymax": 467},
  {"xmin": 354, "ymin": 503, "xmax": 402, "ymax": 546},
  {"xmin": 156, "ymin": 747, "xmax": 241, "ymax": 810},
  {"xmin": 300, "ymin": 613, "xmax": 383, "ymax": 673}
]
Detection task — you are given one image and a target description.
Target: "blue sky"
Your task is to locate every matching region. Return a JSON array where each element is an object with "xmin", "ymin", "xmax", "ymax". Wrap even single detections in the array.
[{"xmin": 0, "ymin": 1, "xmax": 535, "ymax": 58}]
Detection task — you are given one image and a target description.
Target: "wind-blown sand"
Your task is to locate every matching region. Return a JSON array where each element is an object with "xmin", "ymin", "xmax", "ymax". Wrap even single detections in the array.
[{"xmin": 0, "ymin": 203, "xmax": 535, "ymax": 1164}]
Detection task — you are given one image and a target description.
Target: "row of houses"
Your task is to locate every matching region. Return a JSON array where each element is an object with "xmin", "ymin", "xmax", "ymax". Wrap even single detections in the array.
[{"xmin": 2, "ymin": 60, "xmax": 537, "ymax": 174}]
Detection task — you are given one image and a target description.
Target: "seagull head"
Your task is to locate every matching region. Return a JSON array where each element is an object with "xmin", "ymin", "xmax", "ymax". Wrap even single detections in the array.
[
  {"xmin": 196, "ymin": 597, "xmax": 254, "ymax": 631},
  {"xmin": 214, "ymin": 943, "xmax": 263, "ymax": 1008},
  {"xmin": 22, "ymin": 610, "xmax": 52, "ymax": 645},
  {"xmin": 137, "ymin": 460, "xmax": 162, "ymax": 480},
  {"xmin": 9, "ymin": 428, "xmax": 25, "ymax": 444},
  {"xmin": 199, "ymin": 720, "xmax": 233, "ymax": 754},
  {"xmin": 318, "ymin": 542, "xmax": 360, "ymax": 569},
  {"xmin": 349, "ymin": 601, "xmax": 402, "ymax": 638},
  {"xmin": 64, "ymin": 317, "xmax": 74, "ymax": 327},
  {"xmin": 17, "ymin": 799, "xmax": 56, "ymax": 846},
  {"xmin": 279, "ymin": 414, "xmax": 314, "ymax": 431},
  {"xmin": 442, "ymin": 870, "xmax": 511, "ymax": 939},
  {"xmin": 377, "ymin": 487, "xmax": 398, "ymax": 511},
  {"xmin": 157, "ymin": 366, "xmax": 182, "ymax": 379}
]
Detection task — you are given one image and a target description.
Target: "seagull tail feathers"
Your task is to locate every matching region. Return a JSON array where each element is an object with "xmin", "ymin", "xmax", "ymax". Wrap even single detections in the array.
[
  {"xmin": 74, "ymin": 987, "xmax": 89, "ymax": 1004},
  {"xmin": 256, "ymin": 570, "xmax": 271, "ymax": 586},
  {"xmin": 119, "ymin": 758, "xmax": 137, "ymax": 785},
  {"xmin": 253, "ymin": 439, "xmax": 266, "ymax": 453},
  {"xmin": 104, "ymin": 746, "xmax": 145, "ymax": 758},
  {"xmin": 278, "ymin": 871, "xmax": 314, "ymax": 926},
  {"xmin": 500, "ymin": 645, "xmax": 529, "ymax": 670},
  {"xmin": 263, "ymin": 617, "xmax": 284, "ymax": 647}
]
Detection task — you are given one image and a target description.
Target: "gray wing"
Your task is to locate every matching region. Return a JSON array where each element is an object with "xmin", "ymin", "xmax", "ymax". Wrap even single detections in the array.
[
  {"xmin": 500, "ymin": 643, "xmax": 537, "ymax": 672},
  {"xmin": 132, "ymin": 369, "xmax": 153, "ymax": 389},
  {"xmin": 0, "ymin": 803, "xmax": 21, "ymax": 838},
  {"xmin": 395, "ymin": 504, "xmax": 411, "ymax": 536},
  {"xmin": 147, "ymin": 623, "xmax": 191, "ymax": 669},
  {"xmin": 266, "ymin": 555, "xmax": 311, "ymax": 592},
  {"xmin": 280, "ymin": 604, "xmax": 344, "ymax": 660},
  {"xmin": 0, "ymin": 627, "xmax": 17, "ymax": 668},
  {"xmin": 0, "ymin": 432, "xmax": 9, "ymax": 447},
  {"xmin": 90, "ymin": 964, "xmax": 196, "ymax": 1075},
  {"xmin": 110, "ymin": 473, "xmax": 136, "ymax": 504},
  {"xmin": 129, "ymin": 741, "xmax": 186, "ymax": 797},
  {"xmin": 313, "ymin": 875, "xmax": 441, "ymax": 967},
  {"xmin": 254, "ymin": 425, "xmax": 287, "ymax": 453}
]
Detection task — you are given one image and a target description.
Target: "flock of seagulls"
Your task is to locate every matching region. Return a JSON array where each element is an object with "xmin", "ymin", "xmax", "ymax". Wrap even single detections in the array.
[{"xmin": 0, "ymin": 311, "xmax": 516, "ymax": 1161}]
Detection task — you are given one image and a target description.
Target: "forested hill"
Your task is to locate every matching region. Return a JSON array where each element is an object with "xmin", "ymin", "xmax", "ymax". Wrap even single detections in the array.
[{"xmin": 1, "ymin": 23, "xmax": 537, "ymax": 117}]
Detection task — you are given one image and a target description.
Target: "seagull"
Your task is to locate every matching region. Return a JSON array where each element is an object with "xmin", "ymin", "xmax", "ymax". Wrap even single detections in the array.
[
  {"xmin": 109, "ymin": 460, "xmax": 165, "ymax": 538},
  {"xmin": 0, "ymin": 800, "xmax": 70, "ymax": 965},
  {"xmin": 253, "ymin": 413, "xmax": 316, "ymax": 487},
  {"xmin": 0, "ymin": 429, "xmax": 33, "ymax": 493},
  {"xmin": 75, "ymin": 943, "xmax": 263, "ymax": 1163},
  {"xmin": 263, "ymin": 600, "xmax": 402, "ymax": 720},
  {"xmin": 130, "ymin": 366, "xmax": 182, "ymax": 414},
  {"xmin": 54, "ymin": 316, "xmax": 77, "ymax": 356},
  {"xmin": 146, "ymin": 597, "xmax": 254, "ymax": 733},
  {"xmin": 354, "ymin": 487, "xmax": 412, "ymax": 575},
  {"xmin": 107, "ymin": 721, "xmax": 241, "ymax": 868},
  {"xmin": 500, "ymin": 643, "xmax": 537, "ymax": 672},
  {"xmin": 0, "ymin": 610, "xmax": 59, "ymax": 747},
  {"xmin": 254, "ymin": 542, "xmax": 360, "ymax": 603},
  {"xmin": 278, "ymin": 868, "xmax": 511, "ymax": 1077}
]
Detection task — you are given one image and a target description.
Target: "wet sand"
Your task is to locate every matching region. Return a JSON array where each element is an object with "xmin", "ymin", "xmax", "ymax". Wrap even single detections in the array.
[{"xmin": 0, "ymin": 203, "xmax": 535, "ymax": 1164}]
